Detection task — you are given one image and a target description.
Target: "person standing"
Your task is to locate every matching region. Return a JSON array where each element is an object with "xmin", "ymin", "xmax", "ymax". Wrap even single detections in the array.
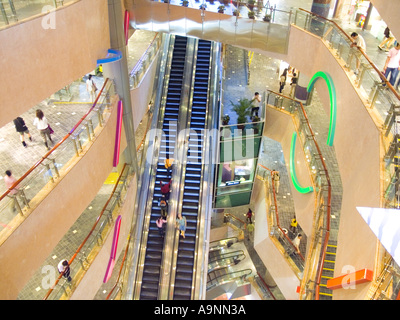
[
  {"xmin": 58, "ymin": 259, "xmax": 72, "ymax": 282},
  {"xmin": 251, "ymin": 92, "xmax": 261, "ymax": 117},
  {"xmin": 289, "ymin": 72, "xmax": 298, "ymax": 97},
  {"xmin": 4, "ymin": 170, "xmax": 20, "ymax": 213},
  {"xmin": 13, "ymin": 117, "xmax": 32, "ymax": 148},
  {"xmin": 176, "ymin": 213, "xmax": 187, "ymax": 238},
  {"xmin": 272, "ymin": 169, "xmax": 280, "ymax": 194},
  {"xmin": 156, "ymin": 216, "xmax": 167, "ymax": 237},
  {"xmin": 383, "ymin": 42, "xmax": 400, "ymax": 87},
  {"xmin": 160, "ymin": 179, "xmax": 172, "ymax": 200},
  {"xmin": 279, "ymin": 69, "xmax": 288, "ymax": 93},
  {"xmin": 164, "ymin": 157, "xmax": 174, "ymax": 178},
  {"xmin": 86, "ymin": 74, "xmax": 97, "ymax": 102},
  {"xmin": 350, "ymin": 32, "xmax": 366, "ymax": 75},
  {"xmin": 290, "ymin": 216, "xmax": 298, "ymax": 234},
  {"xmin": 33, "ymin": 109, "xmax": 52, "ymax": 150},
  {"xmin": 159, "ymin": 195, "xmax": 168, "ymax": 218},
  {"xmin": 246, "ymin": 221, "xmax": 255, "ymax": 240},
  {"xmin": 246, "ymin": 208, "xmax": 253, "ymax": 223},
  {"xmin": 292, "ymin": 233, "xmax": 302, "ymax": 254}
]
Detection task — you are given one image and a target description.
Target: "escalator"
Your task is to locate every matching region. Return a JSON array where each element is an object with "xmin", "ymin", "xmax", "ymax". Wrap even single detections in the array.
[
  {"xmin": 139, "ymin": 35, "xmax": 188, "ymax": 300},
  {"xmin": 172, "ymin": 39, "xmax": 212, "ymax": 300},
  {"xmin": 208, "ymin": 250, "xmax": 246, "ymax": 273}
]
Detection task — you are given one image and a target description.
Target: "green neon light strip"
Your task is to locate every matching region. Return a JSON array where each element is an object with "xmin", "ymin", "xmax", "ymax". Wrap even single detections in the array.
[
  {"xmin": 307, "ymin": 71, "xmax": 337, "ymax": 147},
  {"xmin": 290, "ymin": 132, "xmax": 314, "ymax": 194}
]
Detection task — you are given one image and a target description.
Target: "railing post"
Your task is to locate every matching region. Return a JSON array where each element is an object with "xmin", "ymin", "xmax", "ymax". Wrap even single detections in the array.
[
  {"xmin": 0, "ymin": 0, "xmax": 9, "ymax": 25},
  {"xmin": 87, "ymin": 119, "xmax": 94, "ymax": 140},
  {"xmin": 72, "ymin": 136, "xmax": 80, "ymax": 156},
  {"xmin": 7, "ymin": 0, "xmax": 17, "ymax": 22},
  {"xmin": 50, "ymin": 158, "xmax": 60, "ymax": 178}
]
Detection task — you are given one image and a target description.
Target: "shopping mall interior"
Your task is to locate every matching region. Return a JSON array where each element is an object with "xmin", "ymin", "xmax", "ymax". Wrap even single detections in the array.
[{"xmin": 0, "ymin": 0, "xmax": 400, "ymax": 301}]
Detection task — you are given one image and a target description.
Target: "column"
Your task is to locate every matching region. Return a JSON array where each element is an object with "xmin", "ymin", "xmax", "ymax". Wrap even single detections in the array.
[
  {"xmin": 311, "ymin": 0, "xmax": 332, "ymax": 18},
  {"xmin": 107, "ymin": 0, "xmax": 138, "ymax": 175}
]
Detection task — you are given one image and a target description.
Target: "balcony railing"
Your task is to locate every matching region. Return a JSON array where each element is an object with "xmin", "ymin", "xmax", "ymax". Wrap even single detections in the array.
[
  {"xmin": 0, "ymin": 0, "xmax": 79, "ymax": 28},
  {"xmin": 129, "ymin": 32, "xmax": 162, "ymax": 89},
  {"xmin": 293, "ymin": 8, "xmax": 400, "ymax": 300},
  {"xmin": 265, "ymin": 90, "xmax": 332, "ymax": 300},
  {"xmin": 43, "ymin": 163, "xmax": 133, "ymax": 300},
  {"xmin": 257, "ymin": 164, "xmax": 305, "ymax": 275},
  {"xmin": 0, "ymin": 78, "xmax": 115, "ymax": 244}
]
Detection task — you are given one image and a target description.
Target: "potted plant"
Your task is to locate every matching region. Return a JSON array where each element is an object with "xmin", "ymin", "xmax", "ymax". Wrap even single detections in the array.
[
  {"xmin": 233, "ymin": 9, "xmax": 240, "ymax": 16},
  {"xmin": 263, "ymin": 13, "xmax": 271, "ymax": 22},
  {"xmin": 222, "ymin": 114, "xmax": 230, "ymax": 125},
  {"xmin": 231, "ymin": 98, "xmax": 252, "ymax": 130},
  {"xmin": 218, "ymin": 5, "xmax": 225, "ymax": 13},
  {"xmin": 248, "ymin": 10, "xmax": 255, "ymax": 19},
  {"xmin": 182, "ymin": 0, "xmax": 189, "ymax": 6}
]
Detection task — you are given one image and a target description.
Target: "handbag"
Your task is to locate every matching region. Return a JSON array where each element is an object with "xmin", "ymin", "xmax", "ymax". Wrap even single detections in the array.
[{"xmin": 48, "ymin": 125, "xmax": 54, "ymax": 135}]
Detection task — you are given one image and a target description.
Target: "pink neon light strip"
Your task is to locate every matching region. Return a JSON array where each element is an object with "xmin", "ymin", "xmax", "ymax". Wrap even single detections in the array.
[
  {"xmin": 124, "ymin": 10, "xmax": 130, "ymax": 46},
  {"xmin": 113, "ymin": 101, "xmax": 123, "ymax": 167},
  {"xmin": 103, "ymin": 215, "xmax": 122, "ymax": 283}
]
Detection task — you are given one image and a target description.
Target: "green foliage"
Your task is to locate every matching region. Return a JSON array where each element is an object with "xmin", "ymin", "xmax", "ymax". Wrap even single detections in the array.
[{"xmin": 231, "ymin": 98, "xmax": 252, "ymax": 124}]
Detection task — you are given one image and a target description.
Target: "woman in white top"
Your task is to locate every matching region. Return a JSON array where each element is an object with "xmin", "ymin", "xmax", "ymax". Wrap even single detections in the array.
[
  {"xmin": 86, "ymin": 74, "xmax": 97, "ymax": 102},
  {"xmin": 33, "ymin": 109, "xmax": 52, "ymax": 150}
]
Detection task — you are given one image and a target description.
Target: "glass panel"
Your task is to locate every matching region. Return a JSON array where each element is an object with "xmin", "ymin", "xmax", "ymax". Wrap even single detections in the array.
[
  {"xmin": 220, "ymin": 136, "xmax": 261, "ymax": 162},
  {"xmin": 0, "ymin": 0, "xmax": 78, "ymax": 28},
  {"xmin": 215, "ymin": 191, "xmax": 252, "ymax": 208}
]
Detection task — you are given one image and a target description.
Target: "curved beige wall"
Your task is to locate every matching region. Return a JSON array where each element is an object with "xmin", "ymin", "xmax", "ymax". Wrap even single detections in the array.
[
  {"xmin": 0, "ymin": 0, "xmax": 110, "ymax": 128},
  {"xmin": 284, "ymin": 26, "xmax": 380, "ymax": 299},
  {"xmin": 263, "ymin": 107, "xmax": 315, "ymax": 237},
  {"xmin": 253, "ymin": 178, "xmax": 300, "ymax": 300},
  {"xmin": 0, "ymin": 96, "xmax": 122, "ymax": 300}
]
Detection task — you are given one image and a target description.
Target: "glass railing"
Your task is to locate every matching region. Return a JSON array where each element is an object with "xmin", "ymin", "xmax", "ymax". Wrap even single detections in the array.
[
  {"xmin": 257, "ymin": 164, "xmax": 305, "ymax": 275},
  {"xmin": 293, "ymin": 8, "xmax": 400, "ymax": 207},
  {"xmin": 0, "ymin": 0, "xmax": 78, "ymax": 28},
  {"xmin": 293, "ymin": 8, "xmax": 400, "ymax": 126},
  {"xmin": 100, "ymin": 107, "xmax": 155, "ymax": 301},
  {"xmin": 207, "ymin": 268, "xmax": 252, "ymax": 290},
  {"xmin": 43, "ymin": 163, "xmax": 133, "ymax": 300},
  {"xmin": 0, "ymin": 78, "xmax": 115, "ymax": 243},
  {"xmin": 129, "ymin": 32, "xmax": 162, "ymax": 89},
  {"xmin": 253, "ymin": 271, "xmax": 277, "ymax": 300},
  {"xmin": 293, "ymin": 8, "xmax": 400, "ymax": 300},
  {"xmin": 265, "ymin": 90, "xmax": 332, "ymax": 300}
]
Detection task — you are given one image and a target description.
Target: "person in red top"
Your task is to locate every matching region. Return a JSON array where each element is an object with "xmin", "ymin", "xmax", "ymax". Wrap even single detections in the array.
[
  {"xmin": 160, "ymin": 179, "xmax": 172, "ymax": 200},
  {"xmin": 246, "ymin": 208, "xmax": 253, "ymax": 223}
]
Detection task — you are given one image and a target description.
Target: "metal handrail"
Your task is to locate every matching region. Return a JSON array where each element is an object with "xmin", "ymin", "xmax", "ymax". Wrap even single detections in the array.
[
  {"xmin": 43, "ymin": 162, "xmax": 130, "ymax": 300},
  {"xmin": 0, "ymin": 78, "xmax": 110, "ymax": 204},
  {"xmin": 258, "ymin": 163, "xmax": 305, "ymax": 261},
  {"xmin": 298, "ymin": 8, "xmax": 400, "ymax": 101},
  {"xmin": 264, "ymin": 89, "xmax": 332, "ymax": 300}
]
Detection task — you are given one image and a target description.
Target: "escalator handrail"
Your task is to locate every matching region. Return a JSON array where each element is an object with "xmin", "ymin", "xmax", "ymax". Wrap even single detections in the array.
[
  {"xmin": 157, "ymin": 36, "xmax": 198, "ymax": 300},
  {"xmin": 207, "ymin": 268, "xmax": 253, "ymax": 288},
  {"xmin": 124, "ymin": 33, "xmax": 175, "ymax": 300},
  {"xmin": 193, "ymin": 41, "xmax": 222, "ymax": 299},
  {"xmin": 208, "ymin": 250, "xmax": 245, "ymax": 264}
]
